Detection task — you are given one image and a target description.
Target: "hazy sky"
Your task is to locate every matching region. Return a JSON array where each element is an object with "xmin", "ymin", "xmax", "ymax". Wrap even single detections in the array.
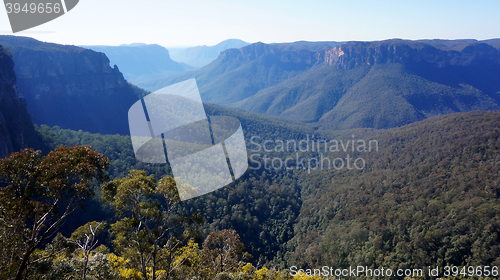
[{"xmin": 0, "ymin": 0, "xmax": 499, "ymax": 47}]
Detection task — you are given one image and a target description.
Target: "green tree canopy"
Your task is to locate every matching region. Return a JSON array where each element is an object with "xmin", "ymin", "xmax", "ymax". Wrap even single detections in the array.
[
  {"xmin": 0, "ymin": 145, "xmax": 109, "ymax": 280},
  {"xmin": 102, "ymin": 169, "xmax": 199, "ymax": 280}
]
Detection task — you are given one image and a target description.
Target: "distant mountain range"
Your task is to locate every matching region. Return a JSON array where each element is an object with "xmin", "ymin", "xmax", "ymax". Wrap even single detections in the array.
[
  {"xmin": 143, "ymin": 39, "xmax": 500, "ymax": 130},
  {"xmin": 1, "ymin": 36, "xmax": 500, "ymax": 138},
  {"xmin": 167, "ymin": 39, "xmax": 250, "ymax": 68},
  {"xmin": 83, "ymin": 43, "xmax": 194, "ymax": 85}
]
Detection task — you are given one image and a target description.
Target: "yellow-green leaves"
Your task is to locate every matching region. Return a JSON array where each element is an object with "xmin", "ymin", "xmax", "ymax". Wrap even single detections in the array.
[{"xmin": 0, "ymin": 145, "xmax": 109, "ymax": 280}]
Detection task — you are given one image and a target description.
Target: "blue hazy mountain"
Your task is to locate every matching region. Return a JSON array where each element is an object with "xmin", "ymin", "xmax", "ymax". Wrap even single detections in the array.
[
  {"xmin": 84, "ymin": 43, "xmax": 194, "ymax": 85},
  {"xmin": 0, "ymin": 35, "xmax": 142, "ymax": 135},
  {"xmin": 167, "ymin": 39, "xmax": 250, "ymax": 68}
]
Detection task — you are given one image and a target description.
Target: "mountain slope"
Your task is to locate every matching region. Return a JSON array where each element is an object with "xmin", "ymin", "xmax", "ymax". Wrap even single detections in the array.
[
  {"xmin": 142, "ymin": 39, "xmax": 500, "ymax": 130},
  {"xmin": 140, "ymin": 41, "xmax": 342, "ymax": 102},
  {"xmin": 167, "ymin": 39, "xmax": 250, "ymax": 68},
  {"xmin": 0, "ymin": 45, "xmax": 38, "ymax": 158},
  {"xmin": 0, "ymin": 36, "xmax": 143, "ymax": 135},
  {"xmin": 288, "ymin": 110, "xmax": 500, "ymax": 269},
  {"xmin": 84, "ymin": 43, "xmax": 194, "ymax": 84}
]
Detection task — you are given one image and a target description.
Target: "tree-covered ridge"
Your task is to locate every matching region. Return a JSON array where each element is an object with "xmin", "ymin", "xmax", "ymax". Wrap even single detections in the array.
[
  {"xmin": 34, "ymin": 98, "xmax": 315, "ymax": 179},
  {"xmin": 36, "ymin": 124, "xmax": 162, "ymax": 179},
  {"xmin": 288, "ymin": 111, "xmax": 500, "ymax": 272}
]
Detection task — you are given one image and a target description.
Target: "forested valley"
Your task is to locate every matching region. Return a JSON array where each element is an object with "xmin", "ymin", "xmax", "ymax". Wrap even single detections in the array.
[
  {"xmin": 1, "ymin": 37, "xmax": 500, "ymax": 279},
  {"xmin": 1, "ymin": 110, "xmax": 498, "ymax": 279}
]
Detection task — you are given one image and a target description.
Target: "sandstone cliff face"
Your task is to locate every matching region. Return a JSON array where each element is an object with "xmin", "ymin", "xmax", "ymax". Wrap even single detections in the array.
[
  {"xmin": 0, "ymin": 45, "xmax": 38, "ymax": 158},
  {"xmin": 321, "ymin": 40, "xmax": 500, "ymax": 69},
  {"xmin": 217, "ymin": 39, "xmax": 500, "ymax": 71},
  {"xmin": 0, "ymin": 36, "xmax": 141, "ymax": 135}
]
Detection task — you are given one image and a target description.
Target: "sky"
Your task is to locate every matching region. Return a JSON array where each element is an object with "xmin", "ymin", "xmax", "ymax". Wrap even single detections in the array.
[{"xmin": 0, "ymin": 0, "xmax": 499, "ymax": 48}]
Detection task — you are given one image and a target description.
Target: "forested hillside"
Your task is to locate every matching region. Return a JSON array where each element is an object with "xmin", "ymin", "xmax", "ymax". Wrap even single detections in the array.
[
  {"xmin": 289, "ymin": 111, "xmax": 500, "ymax": 272},
  {"xmin": 35, "ymin": 110, "xmax": 500, "ymax": 274},
  {"xmin": 35, "ymin": 101, "xmax": 315, "ymax": 264}
]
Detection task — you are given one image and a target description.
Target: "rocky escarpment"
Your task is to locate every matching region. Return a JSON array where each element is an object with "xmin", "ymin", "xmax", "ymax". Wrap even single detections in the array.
[
  {"xmin": 322, "ymin": 40, "xmax": 500, "ymax": 69},
  {"xmin": 0, "ymin": 36, "xmax": 142, "ymax": 135},
  {"xmin": 218, "ymin": 39, "xmax": 500, "ymax": 70},
  {"xmin": 0, "ymin": 45, "xmax": 38, "ymax": 158}
]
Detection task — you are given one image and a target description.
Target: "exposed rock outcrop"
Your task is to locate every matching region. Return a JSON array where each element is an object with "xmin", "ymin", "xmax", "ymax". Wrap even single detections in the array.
[
  {"xmin": 323, "ymin": 40, "xmax": 500, "ymax": 69},
  {"xmin": 0, "ymin": 45, "xmax": 38, "ymax": 158}
]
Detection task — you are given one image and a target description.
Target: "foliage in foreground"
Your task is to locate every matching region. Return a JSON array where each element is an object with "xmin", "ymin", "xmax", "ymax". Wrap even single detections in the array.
[{"xmin": 0, "ymin": 145, "xmax": 109, "ymax": 280}]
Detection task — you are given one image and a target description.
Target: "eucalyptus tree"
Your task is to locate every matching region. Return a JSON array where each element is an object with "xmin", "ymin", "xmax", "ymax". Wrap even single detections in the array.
[
  {"xmin": 102, "ymin": 169, "xmax": 200, "ymax": 280},
  {"xmin": 0, "ymin": 145, "xmax": 109, "ymax": 280}
]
